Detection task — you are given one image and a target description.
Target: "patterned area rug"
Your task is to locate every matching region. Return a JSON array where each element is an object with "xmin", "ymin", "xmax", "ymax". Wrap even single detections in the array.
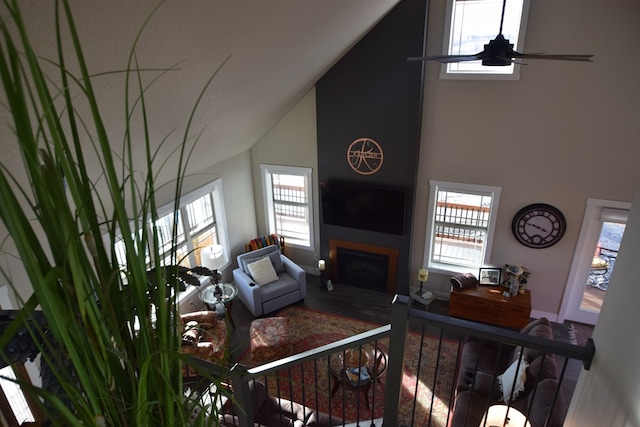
[{"xmin": 239, "ymin": 306, "xmax": 459, "ymax": 426}]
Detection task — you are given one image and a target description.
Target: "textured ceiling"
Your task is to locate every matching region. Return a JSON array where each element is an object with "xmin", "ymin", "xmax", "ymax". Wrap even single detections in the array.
[{"xmin": 0, "ymin": 0, "xmax": 401, "ymax": 186}]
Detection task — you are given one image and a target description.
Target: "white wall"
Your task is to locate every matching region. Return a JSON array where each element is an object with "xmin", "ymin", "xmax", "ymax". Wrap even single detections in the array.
[
  {"xmin": 188, "ymin": 151, "xmax": 258, "ymax": 283},
  {"xmin": 564, "ymin": 180, "xmax": 640, "ymax": 426},
  {"xmin": 249, "ymin": 88, "xmax": 320, "ymax": 270},
  {"xmin": 410, "ymin": 0, "xmax": 640, "ymax": 317},
  {"xmin": 247, "ymin": 0, "xmax": 640, "ymax": 321}
]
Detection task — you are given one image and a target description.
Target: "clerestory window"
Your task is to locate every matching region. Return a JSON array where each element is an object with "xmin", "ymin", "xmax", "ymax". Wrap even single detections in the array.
[
  {"xmin": 441, "ymin": 0, "xmax": 530, "ymax": 80},
  {"xmin": 424, "ymin": 181, "xmax": 501, "ymax": 274}
]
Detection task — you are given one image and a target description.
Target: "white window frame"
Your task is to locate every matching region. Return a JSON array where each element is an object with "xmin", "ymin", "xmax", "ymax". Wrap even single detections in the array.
[
  {"xmin": 559, "ymin": 198, "xmax": 630, "ymax": 324},
  {"xmin": 440, "ymin": 0, "xmax": 531, "ymax": 81},
  {"xmin": 106, "ymin": 178, "xmax": 230, "ymax": 305},
  {"xmin": 423, "ymin": 180, "xmax": 501, "ymax": 275},
  {"xmin": 261, "ymin": 164, "xmax": 314, "ymax": 251},
  {"xmin": 153, "ymin": 179, "xmax": 230, "ymax": 270}
]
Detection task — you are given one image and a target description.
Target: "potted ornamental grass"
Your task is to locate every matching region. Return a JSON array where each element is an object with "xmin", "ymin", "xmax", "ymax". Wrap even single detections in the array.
[{"xmin": 0, "ymin": 0, "xmax": 227, "ymax": 424}]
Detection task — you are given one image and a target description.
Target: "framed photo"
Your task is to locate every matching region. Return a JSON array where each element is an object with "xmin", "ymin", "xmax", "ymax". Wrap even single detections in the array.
[{"xmin": 479, "ymin": 268, "xmax": 502, "ymax": 285}]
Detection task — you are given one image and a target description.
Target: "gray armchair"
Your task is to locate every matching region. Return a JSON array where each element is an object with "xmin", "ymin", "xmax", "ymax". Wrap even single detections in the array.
[{"xmin": 233, "ymin": 245, "xmax": 306, "ymax": 317}]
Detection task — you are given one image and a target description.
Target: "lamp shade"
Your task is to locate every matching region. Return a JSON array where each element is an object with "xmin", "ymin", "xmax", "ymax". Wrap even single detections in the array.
[
  {"xmin": 418, "ymin": 268, "xmax": 428, "ymax": 282},
  {"xmin": 202, "ymin": 244, "xmax": 225, "ymax": 271},
  {"xmin": 480, "ymin": 405, "xmax": 531, "ymax": 427},
  {"xmin": 318, "ymin": 259, "xmax": 326, "ymax": 271}
]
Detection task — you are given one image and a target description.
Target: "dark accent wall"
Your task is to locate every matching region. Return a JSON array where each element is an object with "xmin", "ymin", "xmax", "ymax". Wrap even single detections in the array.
[{"xmin": 316, "ymin": 0, "xmax": 427, "ymax": 294}]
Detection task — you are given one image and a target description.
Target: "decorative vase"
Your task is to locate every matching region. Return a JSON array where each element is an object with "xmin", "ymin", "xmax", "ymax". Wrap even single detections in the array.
[{"xmin": 509, "ymin": 277, "xmax": 519, "ymax": 297}]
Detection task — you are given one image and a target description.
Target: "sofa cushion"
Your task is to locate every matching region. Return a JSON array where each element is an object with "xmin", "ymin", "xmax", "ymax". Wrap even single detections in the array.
[
  {"xmin": 239, "ymin": 246, "xmax": 285, "ymax": 275},
  {"xmin": 450, "ymin": 390, "xmax": 492, "ymax": 427},
  {"xmin": 509, "ymin": 318, "xmax": 554, "ymax": 365},
  {"xmin": 526, "ymin": 378, "xmax": 567, "ymax": 427},
  {"xmin": 526, "ymin": 354, "xmax": 558, "ymax": 387},
  {"xmin": 460, "ymin": 339, "xmax": 513, "ymax": 375},
  {"xmin": 182, "ymin": 321, "xmax": 200, "ymax": 344},
  {"xmin": 259, "ymin": 272, "xmax": 300, "ymax": 301},
  {"xmin": 520, "ymin": 317, "xmax": 551, "ymax": 335},
  {"xmin": 247, "ymin": 257, "xmax": 279, "ymax": 286}
]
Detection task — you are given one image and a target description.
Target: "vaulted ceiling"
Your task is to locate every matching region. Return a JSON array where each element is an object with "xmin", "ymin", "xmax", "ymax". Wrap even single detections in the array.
[{"xmin": 1, "ymin": 0, "xmax": 401, "ymax": 184}]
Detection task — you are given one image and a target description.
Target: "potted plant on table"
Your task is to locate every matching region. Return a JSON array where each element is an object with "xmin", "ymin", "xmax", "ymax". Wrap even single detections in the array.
[{"xmin": 0, "ymin": 1, "xmax": 226, "ymax": 424}]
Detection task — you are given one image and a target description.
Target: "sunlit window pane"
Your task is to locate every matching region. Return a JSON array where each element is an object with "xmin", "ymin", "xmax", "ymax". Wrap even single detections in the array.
[
  {"xmin": 185, "ymin": 194, "xmax": 214, "ymax": 235},
  {"xmin": 263, "ymin": 167, "xmax": 313, "ymax": 248},
  {"xmin": 155, "ymin": 211, "xmax": 185, "ymax": 257},
  {"xmin": 192, "ymin": 228, "xmax": 219, "ymax": 266},
  {"xmin": 0, "ymin": 366, "xmax": 35, "ymax": 424},
  {"xmin": 427, "ymin": 182, "xmax": 500, "ymax": 270},
  {"xmin": 446, "ymin": 0, "xmax": 526, "ymax": 76}
]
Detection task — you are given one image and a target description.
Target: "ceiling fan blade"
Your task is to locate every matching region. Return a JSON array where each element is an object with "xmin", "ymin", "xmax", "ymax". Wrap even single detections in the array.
[
  {"xmin": 515, "ymin": 53, "xmax": 594, "ymax": 62},
  {"xmin": 408, "ymin": 54, "xmax": 481, "ymax": 63}
]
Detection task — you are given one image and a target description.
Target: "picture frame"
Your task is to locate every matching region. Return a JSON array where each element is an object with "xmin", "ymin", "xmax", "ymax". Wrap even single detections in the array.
[{"xmin": 479, "ymin": 268, "xmax": 502, "ymax": 285}]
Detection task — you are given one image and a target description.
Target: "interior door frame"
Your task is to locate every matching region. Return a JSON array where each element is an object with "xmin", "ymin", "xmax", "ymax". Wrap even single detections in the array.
[{"xmin": 558, "ymin": 198, "xmax": 630, "ymax": 324}]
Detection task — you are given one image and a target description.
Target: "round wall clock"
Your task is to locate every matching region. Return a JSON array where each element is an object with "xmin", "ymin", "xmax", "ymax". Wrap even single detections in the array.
[{"xmin": 511, "ymin": 203, "xmax": 567, "ymax": 249}]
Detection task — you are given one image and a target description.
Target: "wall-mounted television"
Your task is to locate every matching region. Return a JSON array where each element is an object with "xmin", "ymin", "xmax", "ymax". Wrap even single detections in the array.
[{"xmin": 320, "ymin": 181, "xmax": 406, "ymax": 236}]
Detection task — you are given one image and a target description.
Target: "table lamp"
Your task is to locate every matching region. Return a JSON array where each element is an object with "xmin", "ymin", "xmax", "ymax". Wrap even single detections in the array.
[
  {"xmin": 480, "ymin": 405, "xmax": 531, "ymax": 427},
  {"xmin": 418, "ymin": 268, "xmax": 428, "ymax": 293},
  {"xmin": 202, "ymin": 244, "xmax": 225, "ymax": 296}
]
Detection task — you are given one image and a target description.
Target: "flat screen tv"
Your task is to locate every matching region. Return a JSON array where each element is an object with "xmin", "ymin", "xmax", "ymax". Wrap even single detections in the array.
[{"xmin": 320, "ymin": 181, "xmax": 406, "ymax": 235}]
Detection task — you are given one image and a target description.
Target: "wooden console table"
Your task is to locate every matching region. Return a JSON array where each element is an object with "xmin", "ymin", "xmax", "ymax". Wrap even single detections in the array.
[{"xmin": 448, "ymin": 286, "xmax": 531, "ymax": 330}]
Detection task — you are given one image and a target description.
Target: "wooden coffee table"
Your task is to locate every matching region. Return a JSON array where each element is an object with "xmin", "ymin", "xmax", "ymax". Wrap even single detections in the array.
[{"xmin": 448, "ymin": 286, "xmax": 531, "ymax": 330}]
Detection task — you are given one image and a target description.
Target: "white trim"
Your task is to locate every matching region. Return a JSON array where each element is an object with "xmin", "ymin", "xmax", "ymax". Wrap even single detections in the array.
[
  {"xmin": 439, "ymin": 0, "xmax": 531, "ymax": 81},
  {"xmin": 558, "ymin": 198, "xmax": 631, "ymax": 324},
  {"xmin": 0, "ymin": 285, "xmax": 11, "ymax": 309},
  {"xmin": 261, "ymin": 164, "xmax": 315, "ymax": 251},
  {"xmin": 156, "ymin": 179, "xmax": 219, "ymax": 218},
  {"xmin": 423, "ymin": 180, "xmax": 501, "ymax": 276}
]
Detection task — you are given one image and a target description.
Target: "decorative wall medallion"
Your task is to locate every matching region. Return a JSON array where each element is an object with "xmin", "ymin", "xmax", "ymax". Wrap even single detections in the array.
[{"xmin": 347, "ymin": 137, "xmax": 384, "ymax": 175}]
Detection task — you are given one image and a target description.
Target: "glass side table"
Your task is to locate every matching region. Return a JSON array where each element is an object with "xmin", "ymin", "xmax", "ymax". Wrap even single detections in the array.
[{"xmin": 199, "ymin": 283, "xmax": 238, "ymax": 329}]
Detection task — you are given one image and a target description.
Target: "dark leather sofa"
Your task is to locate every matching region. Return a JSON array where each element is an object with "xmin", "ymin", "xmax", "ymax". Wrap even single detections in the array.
[{"xmin": 450, "ymin": 318, "xmax": 568, "ymax": 427}]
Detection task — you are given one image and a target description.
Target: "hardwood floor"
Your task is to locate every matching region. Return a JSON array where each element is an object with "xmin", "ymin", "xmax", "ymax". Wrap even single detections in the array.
[{"xmin": 580, "ymin": 285, "xmax": 605, "ymax": 312}]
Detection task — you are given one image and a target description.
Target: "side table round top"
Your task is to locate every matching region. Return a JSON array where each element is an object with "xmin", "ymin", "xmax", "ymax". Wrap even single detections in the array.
[{"xmin": 200, "ymin": 283, "xmax": 238, "ymax": 305}]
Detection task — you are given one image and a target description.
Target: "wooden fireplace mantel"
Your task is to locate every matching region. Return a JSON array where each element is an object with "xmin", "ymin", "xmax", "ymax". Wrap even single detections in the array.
[{"xmin": 328, "ymin": 239, "xmax": 398, "ymax": 295}]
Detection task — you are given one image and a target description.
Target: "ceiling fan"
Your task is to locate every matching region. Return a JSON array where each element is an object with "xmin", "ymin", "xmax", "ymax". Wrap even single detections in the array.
[{"xmin": 409, "ymin": 0, "xmax": 593, "ymax": 66}]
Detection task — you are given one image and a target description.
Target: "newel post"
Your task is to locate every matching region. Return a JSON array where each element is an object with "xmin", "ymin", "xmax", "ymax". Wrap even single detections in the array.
[{"xmin": 382, "ymin": 294, "xmax": 411, "ymax": 425}]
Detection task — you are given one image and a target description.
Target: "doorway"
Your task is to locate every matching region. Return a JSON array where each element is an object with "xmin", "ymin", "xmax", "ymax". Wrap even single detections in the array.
[{"xmin": 559, "ymin": 199, "xmax": 630, "ymax": 325}]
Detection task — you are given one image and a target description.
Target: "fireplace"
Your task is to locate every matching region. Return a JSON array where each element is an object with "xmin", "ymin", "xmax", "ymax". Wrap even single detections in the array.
[{"xmin": 329, "ymin": 239, "xmax": 398, "ymax": 294}]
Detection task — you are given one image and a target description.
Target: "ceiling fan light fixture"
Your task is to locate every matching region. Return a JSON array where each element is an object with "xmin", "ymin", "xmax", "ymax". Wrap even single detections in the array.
[{"xmin": 411, "ymin": 0, "xmax": 593, "ymax": 68}]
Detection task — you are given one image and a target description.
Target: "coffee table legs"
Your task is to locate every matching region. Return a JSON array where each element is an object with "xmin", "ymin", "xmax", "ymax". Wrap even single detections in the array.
[{"xmin": 330, "ymin": 370, "xmax": 373, "ymax": 410}]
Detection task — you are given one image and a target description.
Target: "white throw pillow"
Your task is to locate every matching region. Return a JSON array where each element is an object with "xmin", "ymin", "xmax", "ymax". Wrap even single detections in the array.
[
  {"xmin": 497, "ymin": 359, "xmax": 529, "ymax": 403},
  {"xmin": 246, "ymin": 256, "xmax": 279, "ymax": 286}
]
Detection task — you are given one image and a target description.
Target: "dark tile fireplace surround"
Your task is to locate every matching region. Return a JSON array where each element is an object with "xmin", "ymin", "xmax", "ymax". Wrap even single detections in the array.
[
  {"xmin": 316, "ymin": 0, "xmax": 425, "ymax": 296},
  {"xmin": 328, "ymin": 239, "xmax": 398, "ymax": 295}
]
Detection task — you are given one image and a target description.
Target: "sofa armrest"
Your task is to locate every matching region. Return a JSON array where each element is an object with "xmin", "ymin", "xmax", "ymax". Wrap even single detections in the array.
[
  {"xmin": 233, "ymin": 268, "xmax": 264, "ymax": 316},
  {"xmin": 180, "ymin": 310, "xmax": 218, "ymax": 325},
  {"xmin": 282, "ymin": 255, "xmax": 306, "ymax": 299}
]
